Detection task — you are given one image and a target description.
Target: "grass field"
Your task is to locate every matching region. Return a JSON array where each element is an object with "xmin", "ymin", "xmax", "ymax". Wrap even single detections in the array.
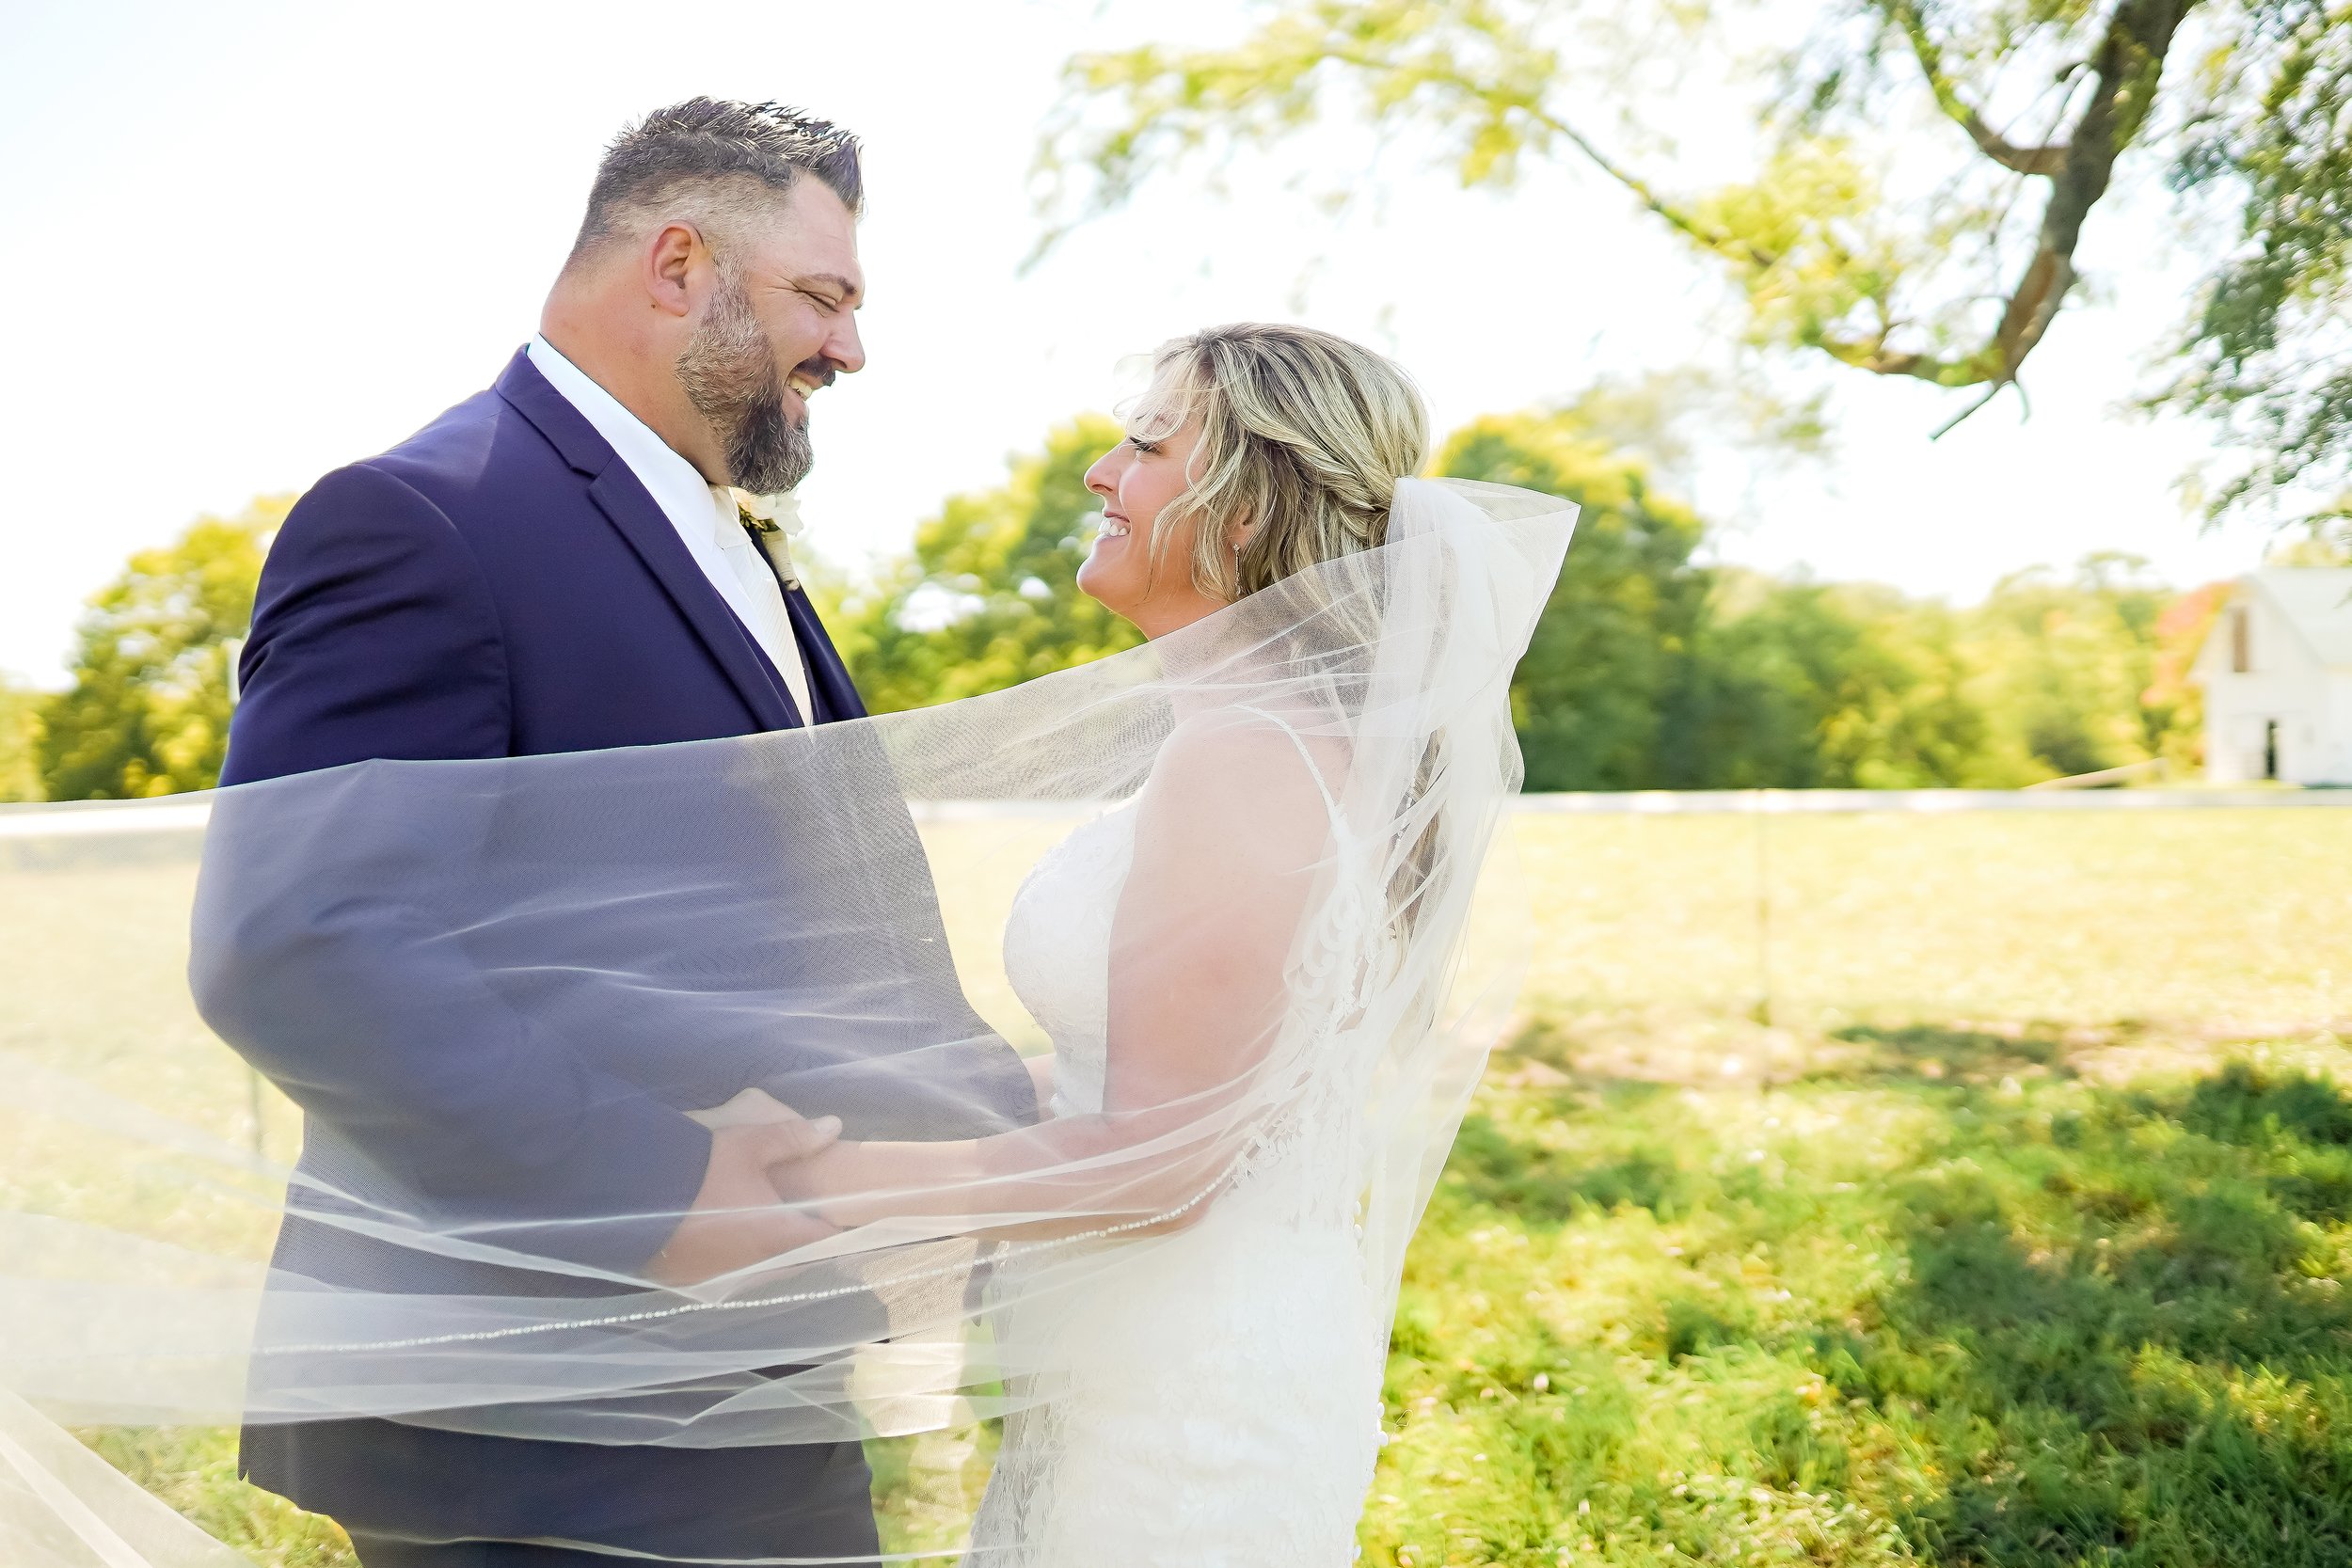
[
  {"xmin": 1367, "ymin": 1026, "xmax": 2352, "ymax": 1566},
  {"xmin": 4, "ymin": 804, "xmax": 2347, "ymax": 1564}
]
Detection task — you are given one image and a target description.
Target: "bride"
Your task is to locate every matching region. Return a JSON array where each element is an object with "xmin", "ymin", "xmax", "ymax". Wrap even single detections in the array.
[
  {"xmin": 774, "ymin": 323, "xmax": 1566, "ymax": 1563},
  {"xmin": 0, "ymin": 325, "xmax": 1571, "ymax": 1568}
]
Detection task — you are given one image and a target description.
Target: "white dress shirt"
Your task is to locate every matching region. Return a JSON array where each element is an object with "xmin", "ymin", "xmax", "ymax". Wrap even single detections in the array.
[{"xmin": 526, "ymin": 336, "xmax": 815, "ymax": 724}]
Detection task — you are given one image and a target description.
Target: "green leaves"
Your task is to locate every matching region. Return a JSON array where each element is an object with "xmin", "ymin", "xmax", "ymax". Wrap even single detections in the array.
[
  {"xmin": 1032, "ymin": 0, "xmax": 1582, "ymax": 261},
  {"xmin": 0, "ymin": 677, "xmax": 41, "ymax": 802},
  {"xmin": 37, "ymin": 498, "xmax": 287, "ymax": 800},
  {"xmin": 2157, "ymin": 0, "xmax": 2352, "ymax": 523},
  {"xmin": 821, "ymin": 416, "xmax": 1145, "ymax": 714},
  {"xmin": 1037, "ymin": 0, "xmax": 2062, "ymax": 388},
  {"xmin": 18, "ymin": 406, "xmax": 2217, "ymax": 799},
  {"xmin": 1438, "ymin": 410, "xmax": 1713, "ymax": 789},
  {"xmin": 1438, "ymin": 406, "xmax": 2203, "ymax": 788}
]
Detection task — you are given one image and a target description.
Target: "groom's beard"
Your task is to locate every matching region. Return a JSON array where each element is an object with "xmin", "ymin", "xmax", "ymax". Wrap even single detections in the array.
[{"xmin": 675, "ymin": 276, "xmax": 812, "ymax": 494}]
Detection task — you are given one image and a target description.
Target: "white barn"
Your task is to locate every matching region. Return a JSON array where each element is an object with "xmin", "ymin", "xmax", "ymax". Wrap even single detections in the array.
[{"xmin": 2193, "ymin": 568, "xmax": 2352, "ymax": 785}]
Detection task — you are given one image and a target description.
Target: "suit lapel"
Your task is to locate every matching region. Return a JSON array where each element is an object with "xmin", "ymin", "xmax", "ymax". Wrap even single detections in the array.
[
  {"xmin": 584, "ymin": 467, "xmax": 802, "ymax": 729},
  {"xmin": 785, "ymin": 585, "xmax": 867, "ymax": 723},
  {"xmin": 495, "ymin": 351, "xmax": 800, "ymax": 732}
]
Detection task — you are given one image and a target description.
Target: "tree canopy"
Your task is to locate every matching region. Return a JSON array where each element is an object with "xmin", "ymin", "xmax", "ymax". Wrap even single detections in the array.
[
  {"xmin": 1436, "ymin": 412, "xmax": 1713, "ymax": 788},
  {"xmin": 38, "ymin": 498, "xmax": 287, "ymax": 800},
  {"xmin": 819, "ymin": 415, "xmax": 1145, "ymax": 715},
  {"xmin": 0, "ymin": 678, "xmax": 41, "ymax": 802},
  {"xmin": 26, "ymin": 419, "xmax": 2224, "ymax": 798},
  {"xmin": 2160, "ymin": 1, "xmax": 2352, "ymax": 522},
  {"xmin": 1041, "ymin": 0, "xmax": 2352, "ymax": 520},
  {"xmin": 1442, "ymin": 410, "xmax": 2206, "ymax": 787}
]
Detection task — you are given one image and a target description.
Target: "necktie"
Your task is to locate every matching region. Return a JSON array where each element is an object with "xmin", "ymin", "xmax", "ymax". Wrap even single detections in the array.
[
  {"xmin": 709, "ymin": 486, "xmax": 815, "ymax": 724},
  {"xmin": 734, "ymin": 491, "xmax": 803, "ymax": 589}
]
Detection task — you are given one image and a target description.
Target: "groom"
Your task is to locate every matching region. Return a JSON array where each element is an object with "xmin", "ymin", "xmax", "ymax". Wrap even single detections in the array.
[{"xmin": 218, "ymin": 100, "xmax": 1028, "ymax": 1567}]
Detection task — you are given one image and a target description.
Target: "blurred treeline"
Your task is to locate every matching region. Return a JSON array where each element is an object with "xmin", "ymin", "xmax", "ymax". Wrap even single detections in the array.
[{"xmin": 4, "ymin": 413, "xmax": 2226, "ymax": 801}]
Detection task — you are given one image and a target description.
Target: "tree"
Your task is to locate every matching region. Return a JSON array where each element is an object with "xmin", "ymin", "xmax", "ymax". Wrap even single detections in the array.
[
  {"xmin": 1437, "ymin": 411, "xmax": 1711, "ymax": 788},
  {"xmin": 39, "ymin": 498, "xmax": 287, "ymax": 800},
  {"xmin": 0, "ymin": 677, "xmax": 42, "ymax": 802},
  {"xmin": 1042, "ymin": 0, "xmax": 2352, "ymax": 515},
  {"xmin": 1959, "ymin": 553, "xmax": 2185, "ymax": 778},
  {"xmin": 2141, "ymin": 578, "xmax": 2232, "ymax": 772},
  {"xmin": 1446, "ymin": 406, "xmax": 2002, "ymax": 790},
  {"xmin": 2159, "ymin": 2, "xmax": 2352, "ymax": 524},
  {"xmin": 1678, "ymin": 574, "xmax": 2010, "ymax": 787},
  {"xmin": 825, "ymin": 417, "xmax": 1144, "ymax": 714},
  {"xmin": 1680, "ymin": 554, "xmax": 2216, "ymax": 788}
]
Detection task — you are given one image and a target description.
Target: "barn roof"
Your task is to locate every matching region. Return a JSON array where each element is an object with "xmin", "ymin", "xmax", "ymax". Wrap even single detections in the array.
[{"xmin": 2252, "ymin": 568, "xmax": 2352, "ymax": 667}]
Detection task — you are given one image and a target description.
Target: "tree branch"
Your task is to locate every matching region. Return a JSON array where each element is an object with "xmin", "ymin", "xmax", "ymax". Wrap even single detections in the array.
[
  {"xmin": 1929, "ymin": 380, "xmax": 2009, "ymax": 436},
  {"xmin": 1519, "ymin": 105, "xmax": 1783, "ymax": 270},
  {"xmin": 1295, "ymin": 39, "xmax": 1784, "ymax": 270},
  {"xmin": 1040, "ymin": 0, "xmax": 2192, "ymax": 414},
  {"xmin": 1885, "ymin": 0, "xmax": 2073, "ymax": 175},
  {"xmin": 1829, "ymin": 0, "xmax": 2191, "ymax": 401},
  {"xmin": 1814, "ymin": 334, "xmax": 1999, "ymax": 387},
  {"xmin": 1986, "ymin": 0, "xmax": 2191, "ymax": 377}
]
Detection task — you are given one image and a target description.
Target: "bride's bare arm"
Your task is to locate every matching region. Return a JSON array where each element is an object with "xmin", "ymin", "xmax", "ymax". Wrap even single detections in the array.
[
  {"xmin": 780, "ymin": 714, "xmax": 1336, "ymax": 1230},
  {"xmin": 1023, "ymin": 1051, "xmax": 1056, "ymax": 1110}
]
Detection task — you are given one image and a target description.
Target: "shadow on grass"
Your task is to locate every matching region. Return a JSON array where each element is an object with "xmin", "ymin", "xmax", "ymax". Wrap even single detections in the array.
[
  {"xmin": 1825, "ymin": 1021, "xmax": 2068, "ymax": 1079},
  {"xmin": 1446, "ymin": 1081, "xmax": 1716, "ymax": 1226},
  {"xmin": 1824, "ymin": 1064, "xmax": 2352, "ymax": 1563},
  {"xmin": 1429, "ymin": 1055, "xmax": 2352, "ymax": 1565}
]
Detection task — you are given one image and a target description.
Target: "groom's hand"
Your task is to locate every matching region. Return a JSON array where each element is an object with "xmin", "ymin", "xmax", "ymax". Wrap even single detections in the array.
[{"xmin": 645, "ymin": 1112, "xmax": 843, "ymax": 1287}]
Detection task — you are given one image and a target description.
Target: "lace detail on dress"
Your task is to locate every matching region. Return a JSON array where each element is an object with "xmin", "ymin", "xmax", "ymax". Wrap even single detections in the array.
[
  {"xmin": 968, "ymin": 727, "xmax": 1393, "ymax": 1567},
  {"xmin": 999, "ymin": 803, "xmax": 1135, "ymax": 1119}
]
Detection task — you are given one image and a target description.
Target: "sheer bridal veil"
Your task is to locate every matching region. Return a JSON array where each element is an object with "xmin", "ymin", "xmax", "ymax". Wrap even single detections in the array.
[{"xmin": 0, "ymin": 477, "xmax": 1574, "ymax": 1564}]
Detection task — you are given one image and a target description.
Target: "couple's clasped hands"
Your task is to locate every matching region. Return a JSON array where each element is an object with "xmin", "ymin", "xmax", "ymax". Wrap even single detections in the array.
[{"xmin": 644, "ymin": 1089, "xmax": 857, "ymax": 1287}]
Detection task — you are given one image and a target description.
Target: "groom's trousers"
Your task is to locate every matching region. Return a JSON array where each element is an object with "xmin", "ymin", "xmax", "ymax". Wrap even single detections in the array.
[{"xmin": 326, "ymin": 1424, "xmax": 882, "ymax": 1566}]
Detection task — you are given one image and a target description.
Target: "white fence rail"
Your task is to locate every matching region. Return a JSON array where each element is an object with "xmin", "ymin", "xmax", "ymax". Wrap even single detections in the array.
[
  {"xmin": 3, "ymin": 788, "xmax": 2347, "ymax": 838},
  {"xmin": 1514, "ymin": 788, "xmax": 2352, "ymax": 815}
]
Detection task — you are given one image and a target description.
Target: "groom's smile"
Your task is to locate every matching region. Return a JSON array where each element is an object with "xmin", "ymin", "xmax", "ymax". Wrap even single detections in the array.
[{"xmin": 784, "ymin": 362, "xmax": 834, "ymax": 416}]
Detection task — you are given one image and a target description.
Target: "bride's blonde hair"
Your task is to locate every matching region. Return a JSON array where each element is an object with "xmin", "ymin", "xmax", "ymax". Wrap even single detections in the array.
[{"xmin": 1126, "ymin": 324, "xmax": 1430, "ymax": 600}]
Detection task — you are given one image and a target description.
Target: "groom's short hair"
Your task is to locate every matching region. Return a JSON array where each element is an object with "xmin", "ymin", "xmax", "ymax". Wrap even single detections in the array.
[{"xmin": 567, "ymin": 98, "xmax": 864, "ymax": 267}]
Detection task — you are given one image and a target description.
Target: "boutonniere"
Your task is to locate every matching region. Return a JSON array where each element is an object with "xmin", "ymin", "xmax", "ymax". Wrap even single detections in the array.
[{"xmin": 731, "ymin": 487, "xmax": 804, "ymax": 587}]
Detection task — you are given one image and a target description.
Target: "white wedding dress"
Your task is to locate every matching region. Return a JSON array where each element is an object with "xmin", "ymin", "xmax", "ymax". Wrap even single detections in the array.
[{"xmin": 967, "ymin": 786, "xmax": 1389, "ymax": 1565}]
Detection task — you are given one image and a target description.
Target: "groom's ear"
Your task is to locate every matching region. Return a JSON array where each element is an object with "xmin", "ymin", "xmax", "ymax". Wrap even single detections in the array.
[{"xmin": 642, "ymin": 221, "xmax": 704, "ymax": 319}]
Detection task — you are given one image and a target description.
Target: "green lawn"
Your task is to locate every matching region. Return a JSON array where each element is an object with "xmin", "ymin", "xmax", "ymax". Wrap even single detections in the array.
[
  {"xmin": 1367, "ymin": 1024, "xmax": 2352, "ymax": 1566},
  {"xmin": 5, "ymin": 805, "xmax": 2347, "ymax": 1564}
]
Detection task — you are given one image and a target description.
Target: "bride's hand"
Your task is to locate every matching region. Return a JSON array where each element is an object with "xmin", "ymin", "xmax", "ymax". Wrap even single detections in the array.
[
  {"xmin": 687, "ymin": 1087, "xmax": 870, "ymax": 1222},
  {"xmin": 687, "ymin": 1086, "xmax": 810, "ymax": 1131},
  {"xmin": 647, "ymin": 1106, "xmax": 842, "ymax": 1288},
  {"xmin": 688, "ymin": 1090, "xmax": 880, "ymax": 1227},
  {"xmin": 1024, "ymin": 1052, "xmax": 1057, "ymax": 1113},
  {"xmin": 765, "ymin": 1136, "xmax": 861, "ymax": 1209},
  {"xmin": 688, "ymin": 1087, "xmax": 866, "ymax": 1202}
]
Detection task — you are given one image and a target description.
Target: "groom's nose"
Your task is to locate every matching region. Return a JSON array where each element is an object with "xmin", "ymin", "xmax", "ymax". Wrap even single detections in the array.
[{"xmin": 821, "ymin": 312, "xmax": 866, "ymax": 377}]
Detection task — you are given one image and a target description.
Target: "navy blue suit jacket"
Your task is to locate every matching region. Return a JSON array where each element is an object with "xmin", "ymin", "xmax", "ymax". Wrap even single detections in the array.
[
  {"xmin": 217, "ymin": 350, "xmax": 1008, "ymax": 1559},
  {"xmin": 224, "ymin": 348, "xmax": 861, "ymax": 782}
]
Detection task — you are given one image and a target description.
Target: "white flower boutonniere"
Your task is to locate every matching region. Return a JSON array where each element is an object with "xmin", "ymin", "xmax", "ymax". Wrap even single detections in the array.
[{"xmin": 731, "ymin": 487, "xmax": 805, "ymax": 588}]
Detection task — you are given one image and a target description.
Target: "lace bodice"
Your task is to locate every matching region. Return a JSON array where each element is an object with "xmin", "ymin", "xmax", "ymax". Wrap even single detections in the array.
[{"xmin": 999, "ymin": 803, "xmax": 1136, "ymax": 1117}]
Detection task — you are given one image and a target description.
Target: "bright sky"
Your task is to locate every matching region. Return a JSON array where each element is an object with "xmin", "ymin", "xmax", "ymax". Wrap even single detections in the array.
[{"xmin": 0, "ymin": 0, "xmax": 2274, "ymax": 687}]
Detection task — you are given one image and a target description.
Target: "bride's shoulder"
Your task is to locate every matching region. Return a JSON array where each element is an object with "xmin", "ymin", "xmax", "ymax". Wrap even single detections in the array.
[
  {"xmin": 1162, "ymin": 702, "xmax": 1339, "ymax": 774},
  {"xmin": 1137, "ymin": 705, "xmax": 1341, "ymax": 847}
]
